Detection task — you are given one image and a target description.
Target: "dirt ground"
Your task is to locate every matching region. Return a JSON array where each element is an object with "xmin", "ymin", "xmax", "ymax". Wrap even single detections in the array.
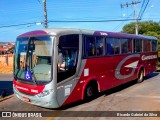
[{"xmin": 0, "ymin": 55, "xmax": 13, "ymax": 74}]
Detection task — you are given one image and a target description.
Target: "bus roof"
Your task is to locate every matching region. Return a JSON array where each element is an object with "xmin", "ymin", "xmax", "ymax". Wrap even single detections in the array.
[
  {"xmin": 93, "ymin": 31, "xmax": 157, "ymax": 40},
  {"xmin": 17, "ymin": 28, "xmax": 157, "ymax": 40}
]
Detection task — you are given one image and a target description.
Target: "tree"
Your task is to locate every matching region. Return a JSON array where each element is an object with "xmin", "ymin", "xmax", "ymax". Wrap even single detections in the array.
[{"xmin": 122, "ymin": 21, "xmax": 160, "ymax": 36}]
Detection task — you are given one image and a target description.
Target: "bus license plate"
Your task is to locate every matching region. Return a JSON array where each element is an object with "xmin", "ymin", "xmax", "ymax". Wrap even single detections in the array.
[{"xmin": 23, "ymin": 97, "xmax": 30, "ymax": 102}]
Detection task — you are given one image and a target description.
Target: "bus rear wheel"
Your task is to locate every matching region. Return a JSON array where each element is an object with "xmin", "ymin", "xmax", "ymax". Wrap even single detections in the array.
[
  {"xmin": 137, "ymin": 69, "xmax": 144, "ymax": 83},
  {"xmin": 85, "ymin": 82, "xmax": 98, "ymax": 101}
]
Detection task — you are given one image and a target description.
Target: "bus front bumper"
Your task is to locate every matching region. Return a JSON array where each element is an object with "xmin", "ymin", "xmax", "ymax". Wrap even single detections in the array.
[{"xmin": 13, "ymin": 86, "xmax": 60, "ymax": 108}]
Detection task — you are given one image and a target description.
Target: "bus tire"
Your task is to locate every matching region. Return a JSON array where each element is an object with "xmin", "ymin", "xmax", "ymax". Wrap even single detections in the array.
[
  {"xmin": 84, "ymin": 81, "xmax": 98, "ymax": 101},
  {"xmin": 137, "ymin": 69, "xmax": 144, "ymax": 83}
]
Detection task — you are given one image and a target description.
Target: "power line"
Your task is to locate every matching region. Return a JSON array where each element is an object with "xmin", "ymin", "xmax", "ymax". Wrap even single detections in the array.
[
  {"xmin": 0, "ymin": 18, "xmax": 141, "ymax": 29},
  {"xmin": 0, "ymin": 22, "xmax": 39, "ymax": 28},
  {"xmin": 48, "ymin": 19, "xmax": 140, "ymax": 23},
  {"xmin": 37, "ymin": 0, "xmax": 41, "ymax": 4},
  {"xmin": 121, "ymin": 1, "xmax": 141, "ymax": 35},
  {"xmin": 112, "ymin": 21, "xmax": 125, "ymax": 31},
  {"xmin": 138, "ymin": 0, "xmax": 146, "ymax": 18},
  {"xmin": 138, "ymin": 0, "xmax": 150, "ymax": 19},
  {"xmin": 113, "ymin": 12, "xmax": 135, "ymax": 31}
]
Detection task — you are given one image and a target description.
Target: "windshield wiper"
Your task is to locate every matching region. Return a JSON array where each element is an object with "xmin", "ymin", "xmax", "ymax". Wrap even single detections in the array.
[
  {"xmin": 25, "ymin": 37, "xmax": 38, "ymax": 85},
  {"xmin": 15, "ymin": 69, "xmax": 20, "ymax": 79},
  {"xmin": 30, "ymin": 70, "xmax": 38, "ymax": 85}
]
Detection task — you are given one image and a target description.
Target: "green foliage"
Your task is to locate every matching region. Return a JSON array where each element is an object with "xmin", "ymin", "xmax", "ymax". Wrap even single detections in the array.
[
  {"xmin": 122, "ymin": 22, "xmax": 135, "ymax": 34},
  {"xmin": 122, "ymin": 21, "xmax": 160, "ymax": 36}
]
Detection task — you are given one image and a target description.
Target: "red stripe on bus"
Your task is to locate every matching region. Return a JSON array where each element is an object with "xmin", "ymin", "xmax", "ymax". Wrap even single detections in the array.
[{"xmin": 13, "ymin": 79, "xmax": 45, "ymax": 95}]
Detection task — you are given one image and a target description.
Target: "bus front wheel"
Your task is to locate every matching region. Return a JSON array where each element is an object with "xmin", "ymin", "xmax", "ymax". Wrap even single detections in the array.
[
  {"xmin": 137, "ymin": 69, "xmax": 144, "ymax": 83},
  {"xmin": 84, "ymin": 81, "xmax": 98, "ymax": 101}
]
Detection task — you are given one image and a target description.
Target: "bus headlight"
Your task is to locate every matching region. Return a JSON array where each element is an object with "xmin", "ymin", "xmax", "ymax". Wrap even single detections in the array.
[{"xmin": 37, "ymin": 89, "xmax": 54, "ymax": 97}]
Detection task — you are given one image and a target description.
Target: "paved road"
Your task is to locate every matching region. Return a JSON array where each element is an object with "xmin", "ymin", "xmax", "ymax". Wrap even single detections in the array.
[
  {"xmin": 0, "ymin": 74, "xmax": 13, "ymax": 81},
  {"xmin": 0, "ymin": 72, "xmax": 160, "ymax": 120},
  {"xmin": 0, "ymin": 74, "xmax": 13, "ymax": 96}
]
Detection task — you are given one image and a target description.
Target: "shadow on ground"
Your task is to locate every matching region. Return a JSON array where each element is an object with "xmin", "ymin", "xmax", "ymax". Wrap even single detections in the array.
[{"xmin": 0, "ymin": 81, "xmax": 13, "ymax": 97}]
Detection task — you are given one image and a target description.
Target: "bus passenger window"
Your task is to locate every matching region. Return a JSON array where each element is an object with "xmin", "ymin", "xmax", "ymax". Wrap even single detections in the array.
[
  {"xmin": 114, "ymin": 39, "xmax": 120, "ymax": 54},
  {"xmin": 106, "ymin": 38, "xmax": 114, "ymax": 55},
  {"xmin": 152, "ymin": 40, "xmax": 157, "ymax": 51},
  {"xmin": 95, "ymin": 37, "xmax": 104, "ymax": 56},
  {"xmin": 128, "ymin": 39, "xmax": 132, "ymax": 53},
  {"xmin": 121, "ymin": 38, "xmax": 132, "ymax": 54},
  {"xmin": 143, "ymin": 40, "xmax": 151, "ymax": 52},
  {"xmin": 134, "ymin": 39, "xmax": 142, "ymax": 53},
  {"xmin": 106, "ymin": 38, "xmax": 120, "ymax": 55},
  {"xmin": 121, "ymin": 39, "xmax": 128, "ymax": 54},
  {"xmin": 84, "ymin": 36, "xmax": 95, "ymax": 57}
]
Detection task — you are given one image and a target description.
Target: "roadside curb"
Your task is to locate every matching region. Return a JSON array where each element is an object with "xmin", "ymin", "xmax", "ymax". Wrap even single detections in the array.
[{"xmin": 0, "ymin": 94, "xmax": 14, "ymax": 102}]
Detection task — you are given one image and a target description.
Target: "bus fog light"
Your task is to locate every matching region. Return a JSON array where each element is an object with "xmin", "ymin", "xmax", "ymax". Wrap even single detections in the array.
[{"xmin": 37, "ymin": 89, "xmax": 54, "ymax": 97}]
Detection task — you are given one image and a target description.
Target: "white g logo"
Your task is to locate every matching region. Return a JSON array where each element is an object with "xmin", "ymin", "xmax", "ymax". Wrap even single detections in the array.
[{"xmin": 115, "ymin": 54, "xmax": 140, "ymax": 80}]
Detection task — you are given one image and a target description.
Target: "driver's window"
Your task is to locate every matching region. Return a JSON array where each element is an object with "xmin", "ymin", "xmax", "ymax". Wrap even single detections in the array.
[{"xmin": 57, "ymin": 34, "xmax": 79, "ymax": 83}]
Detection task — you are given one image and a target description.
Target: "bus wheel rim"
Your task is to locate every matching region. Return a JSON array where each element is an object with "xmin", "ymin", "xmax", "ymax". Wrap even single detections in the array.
[{"xmin": 87, "ymin": 87, "xmax": 93, "ymax": 97}]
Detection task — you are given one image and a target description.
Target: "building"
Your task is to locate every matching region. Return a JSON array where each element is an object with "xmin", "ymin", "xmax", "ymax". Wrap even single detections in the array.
[{"xmin": 0, "ymin": 42, "xmax": 15, "ymax": 55}]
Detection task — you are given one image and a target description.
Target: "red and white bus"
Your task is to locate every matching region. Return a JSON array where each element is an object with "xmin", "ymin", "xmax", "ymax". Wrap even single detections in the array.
[{"xmin": 13, "ymin": 28, "xmax": 158, "ymax": 108}]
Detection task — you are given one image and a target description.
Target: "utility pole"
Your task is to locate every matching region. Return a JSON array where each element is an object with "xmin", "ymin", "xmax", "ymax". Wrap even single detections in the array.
[
  {"xmin": 121, "ymin": 1, "xmax": 141, "ymax": 35},
  {"xmin": 43, "ymin": 0, "xmax": 48, "ymax": 28}
]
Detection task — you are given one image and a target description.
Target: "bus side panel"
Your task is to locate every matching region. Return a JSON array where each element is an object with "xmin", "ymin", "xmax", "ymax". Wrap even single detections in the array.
[
  {"xmin": 80, "ymin": 57, "xmax": 124, "ymax": 91},
  {"xmin": 123, "ymin": 55, "xmax": 141, "ymax": 83},
  {"xmin": 62, "ymin": 52, "xmax": 158, "ymax": 106},
  {"xmin": 143, "ymin": 52, "xmax": 158, "ymax": 76},
  {"xmin": 62, "ymin": 55, "xmax": 126, "ymax": 106},
  {"xmin": 83, "ymin": 57, "xmax": 115, "ymax": 91}
]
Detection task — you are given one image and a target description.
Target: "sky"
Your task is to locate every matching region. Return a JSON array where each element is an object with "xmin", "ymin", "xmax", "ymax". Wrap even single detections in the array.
[{"xmin": 0, "ymin": 0, "xmax": 159, "ymax": 42}]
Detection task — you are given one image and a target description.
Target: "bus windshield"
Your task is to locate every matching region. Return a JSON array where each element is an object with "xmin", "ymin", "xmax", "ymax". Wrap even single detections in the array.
[{"xmin": 14, "ymin": 36, "xmax": 53, "ymax": 85}]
